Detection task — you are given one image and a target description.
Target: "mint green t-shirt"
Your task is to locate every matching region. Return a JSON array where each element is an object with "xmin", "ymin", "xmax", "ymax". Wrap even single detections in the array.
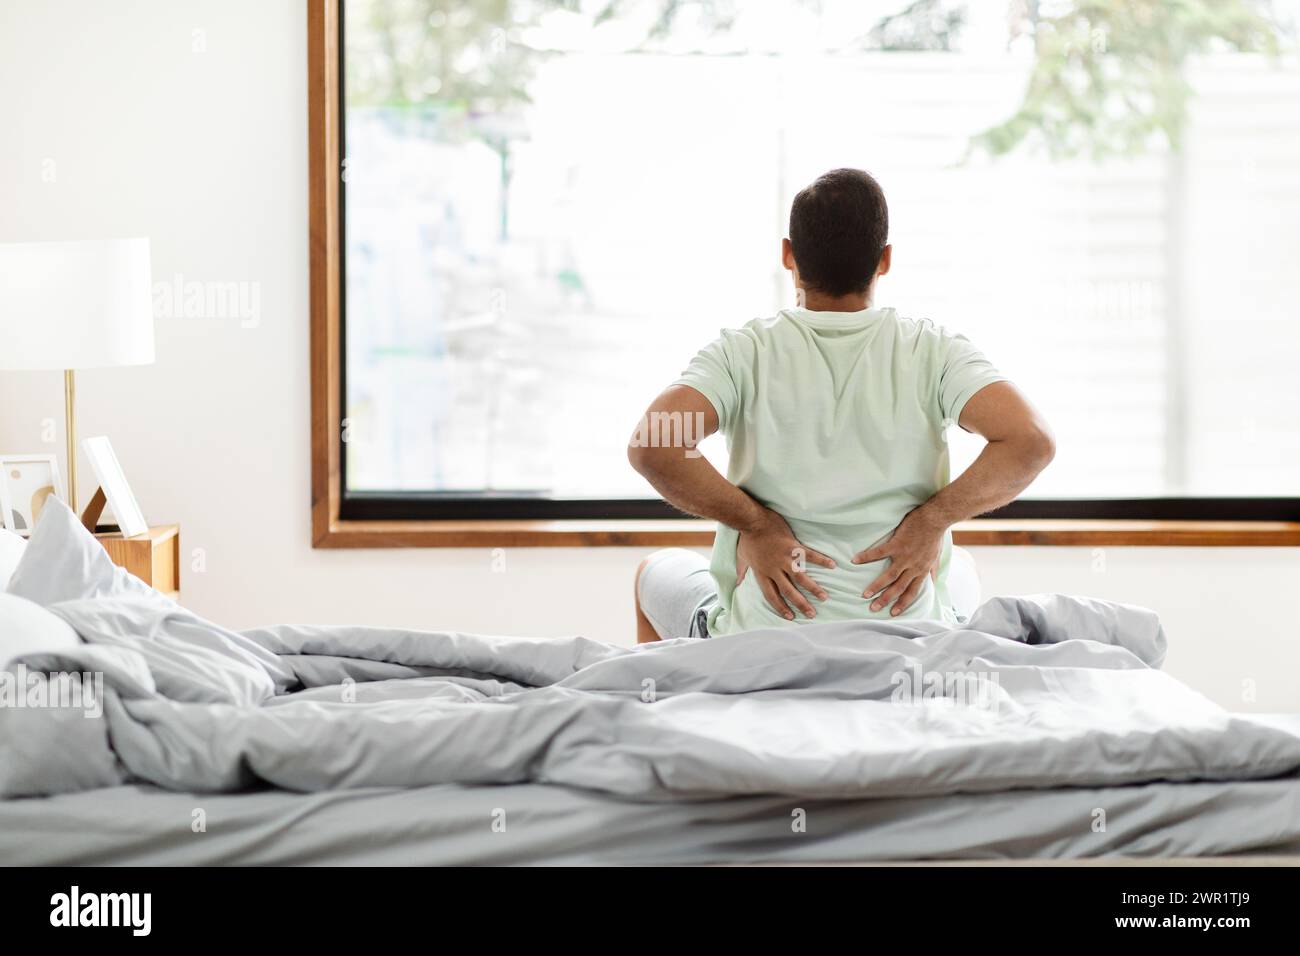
[{"xmin": 674, "ymin": 306, "xmax": 1006, "ymax": 637}]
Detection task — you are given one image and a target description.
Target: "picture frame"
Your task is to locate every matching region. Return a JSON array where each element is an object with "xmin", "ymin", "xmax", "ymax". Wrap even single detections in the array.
[
  {"xmin": 0, "ymin": 453, "xmax": 65, "ymax": 537},
  {"xmin": 81, "ymin": 436, "xmax": 148, "ymax": 537}
]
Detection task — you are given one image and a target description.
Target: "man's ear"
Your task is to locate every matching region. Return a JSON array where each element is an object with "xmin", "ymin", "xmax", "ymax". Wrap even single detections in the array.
[
  {"xmin": 876, "ymin": 243, "xmax": 893, "ymax": 278},
  {"xmin": 781, "ymin": 237, "xmax": 795, "ymax": 272}
]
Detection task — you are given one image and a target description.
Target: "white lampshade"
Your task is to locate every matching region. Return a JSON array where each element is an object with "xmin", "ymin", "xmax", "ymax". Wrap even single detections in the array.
[{"xmin": 0, "ymin": 238, "xmax": 154, "ymax": 370}]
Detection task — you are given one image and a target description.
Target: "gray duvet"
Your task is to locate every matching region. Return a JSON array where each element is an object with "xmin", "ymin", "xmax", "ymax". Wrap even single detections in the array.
[{"xmin": 7, "ymin": 588, "xmax": 1300, "ymax": 806}]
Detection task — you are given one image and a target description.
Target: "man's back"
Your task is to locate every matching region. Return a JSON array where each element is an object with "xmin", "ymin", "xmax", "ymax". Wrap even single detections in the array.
[
  {"xmin": 676, "ymin": 305, "xmax": 1004, "ymax": 636},
  {"xmin": 629, "ymin": 168, "xmax": 1053, "ymax": 644}
]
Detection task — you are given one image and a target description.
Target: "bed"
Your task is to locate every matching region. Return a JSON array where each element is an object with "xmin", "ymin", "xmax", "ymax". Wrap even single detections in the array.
[{"xmin": 3, "ymin": 500, "xmax": 1300, "ymax": 866}]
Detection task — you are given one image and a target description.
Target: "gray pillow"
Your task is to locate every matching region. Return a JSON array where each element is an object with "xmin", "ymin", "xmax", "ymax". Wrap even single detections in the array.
[
  {"xmin": 7, "ymin": 496, "xmax": 294, "ymax": 703},
  {"xmin": 6, "ymin": 497, "xmax": 169, "ymax": 608}
]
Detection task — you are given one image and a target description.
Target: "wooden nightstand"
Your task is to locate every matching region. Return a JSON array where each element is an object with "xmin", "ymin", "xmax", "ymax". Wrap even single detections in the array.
[{"xmin": 95, "ymin": 524, "xmax": 180, "ymax": 601}]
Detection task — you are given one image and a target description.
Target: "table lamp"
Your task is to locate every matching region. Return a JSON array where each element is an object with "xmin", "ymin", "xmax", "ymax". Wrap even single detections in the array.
[{"xmin": 0, "ymin": 238, "xmax": 155, "ymax": 513}]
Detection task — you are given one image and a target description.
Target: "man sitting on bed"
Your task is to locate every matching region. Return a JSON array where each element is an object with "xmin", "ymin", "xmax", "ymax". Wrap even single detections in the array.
[{"xmin": 628, "ymin": 167, "xmax": 1055, "ymax": 642}]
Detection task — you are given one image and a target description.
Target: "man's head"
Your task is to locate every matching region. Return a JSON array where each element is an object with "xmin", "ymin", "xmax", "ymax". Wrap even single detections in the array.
[{"xmin": 784, "ymin": 168, "xmax": 890, "ymax": 302}]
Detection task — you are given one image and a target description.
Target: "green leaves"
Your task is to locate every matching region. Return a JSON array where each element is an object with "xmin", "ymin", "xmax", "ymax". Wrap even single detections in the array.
[
  {"xmin": 345, "ymin": 0, "xmax": 1286, "ymax": 162},
  {"xmin": 970, "ymin": 0, "xmax": 1282, "ymax": 162}
]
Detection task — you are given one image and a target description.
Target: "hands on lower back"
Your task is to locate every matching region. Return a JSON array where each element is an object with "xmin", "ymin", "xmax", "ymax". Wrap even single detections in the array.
[
  {"xmin": 736, "ymin": 509, "xmax": 836, "ymax": 621},
  {"xmin": 852, "ymin": 506, "xmax": 946, "ymax": 616}
]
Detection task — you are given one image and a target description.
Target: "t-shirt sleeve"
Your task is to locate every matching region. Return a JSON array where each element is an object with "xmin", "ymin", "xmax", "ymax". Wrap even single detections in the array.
[
  {"xmin": 673, "ymin": 333, "xmax": 740, "ymax": 434},
  {"xmin": 937, "ymin": 330, "xmax": 1008, "ymax": 425}
]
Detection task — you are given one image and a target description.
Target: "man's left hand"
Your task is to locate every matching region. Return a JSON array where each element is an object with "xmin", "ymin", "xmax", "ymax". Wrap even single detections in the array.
[{"xmin": 851, "ymin": 507, "xmax": 947, "ymax": 616}]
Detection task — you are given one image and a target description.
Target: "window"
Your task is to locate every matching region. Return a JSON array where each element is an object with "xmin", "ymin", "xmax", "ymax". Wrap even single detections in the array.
[{"xmin": 313, "ymin": 0, "xmax": 1300, "ymax": 535}]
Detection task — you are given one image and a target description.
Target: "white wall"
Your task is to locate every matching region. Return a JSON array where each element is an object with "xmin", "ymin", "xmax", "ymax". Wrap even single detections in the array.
[{"xmin": 2, "ymin": 0, "xmax": 1297, "ymax": 711}]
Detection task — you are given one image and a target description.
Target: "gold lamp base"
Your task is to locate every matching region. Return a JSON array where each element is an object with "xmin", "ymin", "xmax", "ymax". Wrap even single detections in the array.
[{"xmin": 64, "ymin": 368, "xmax": 77, "ymax": 513}]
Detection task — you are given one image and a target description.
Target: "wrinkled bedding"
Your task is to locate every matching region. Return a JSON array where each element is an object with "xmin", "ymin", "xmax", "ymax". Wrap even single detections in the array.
[{"xmin": 5, "ymin": 589, "xmax": 1300, "ymax": 801}]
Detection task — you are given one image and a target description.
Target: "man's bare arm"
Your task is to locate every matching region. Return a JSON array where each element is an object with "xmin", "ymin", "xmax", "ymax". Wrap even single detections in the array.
[
  {"xmin": 627, "ymin": 385, "xmax": 834, "ymax": 620},
  {"xmin": 853, "ymin": 381, "xmax": 1055, "ymax": 614},
  {"xmin": 626, "ymin": 385, "xmax": 763, "ymax": 530},
  {"xmin": 918, "ymin": 380, "xmax": 1056, "ymax": 527}
]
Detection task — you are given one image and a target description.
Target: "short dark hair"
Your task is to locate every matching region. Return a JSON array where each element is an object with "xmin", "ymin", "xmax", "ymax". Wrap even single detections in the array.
[{"xmin": 788, "ymin": 168, "xmax": 889, "ymax": 298}]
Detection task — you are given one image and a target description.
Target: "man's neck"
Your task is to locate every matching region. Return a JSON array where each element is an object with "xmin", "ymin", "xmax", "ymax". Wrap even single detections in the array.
[{"xmin": 798, "ymin": 288, "xmax": 871, "ymax": 312}]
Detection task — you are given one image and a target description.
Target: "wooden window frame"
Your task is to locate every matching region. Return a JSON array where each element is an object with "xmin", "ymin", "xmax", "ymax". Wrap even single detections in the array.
[{"xmin": 308, "ymin": 0, "xmax": 1300, "ymax": 549}]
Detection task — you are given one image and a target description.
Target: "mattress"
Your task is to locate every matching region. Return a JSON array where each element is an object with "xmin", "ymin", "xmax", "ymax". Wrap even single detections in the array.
[{"xmin": 4, "ymin": 763, "xmax": 1300, "ymax": 865}]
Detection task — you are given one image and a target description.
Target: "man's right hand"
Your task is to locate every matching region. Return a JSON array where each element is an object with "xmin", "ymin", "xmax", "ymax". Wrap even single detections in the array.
[{"xmin": 735, "ymin": 509, "xmax": 836, "ymax": 620}]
